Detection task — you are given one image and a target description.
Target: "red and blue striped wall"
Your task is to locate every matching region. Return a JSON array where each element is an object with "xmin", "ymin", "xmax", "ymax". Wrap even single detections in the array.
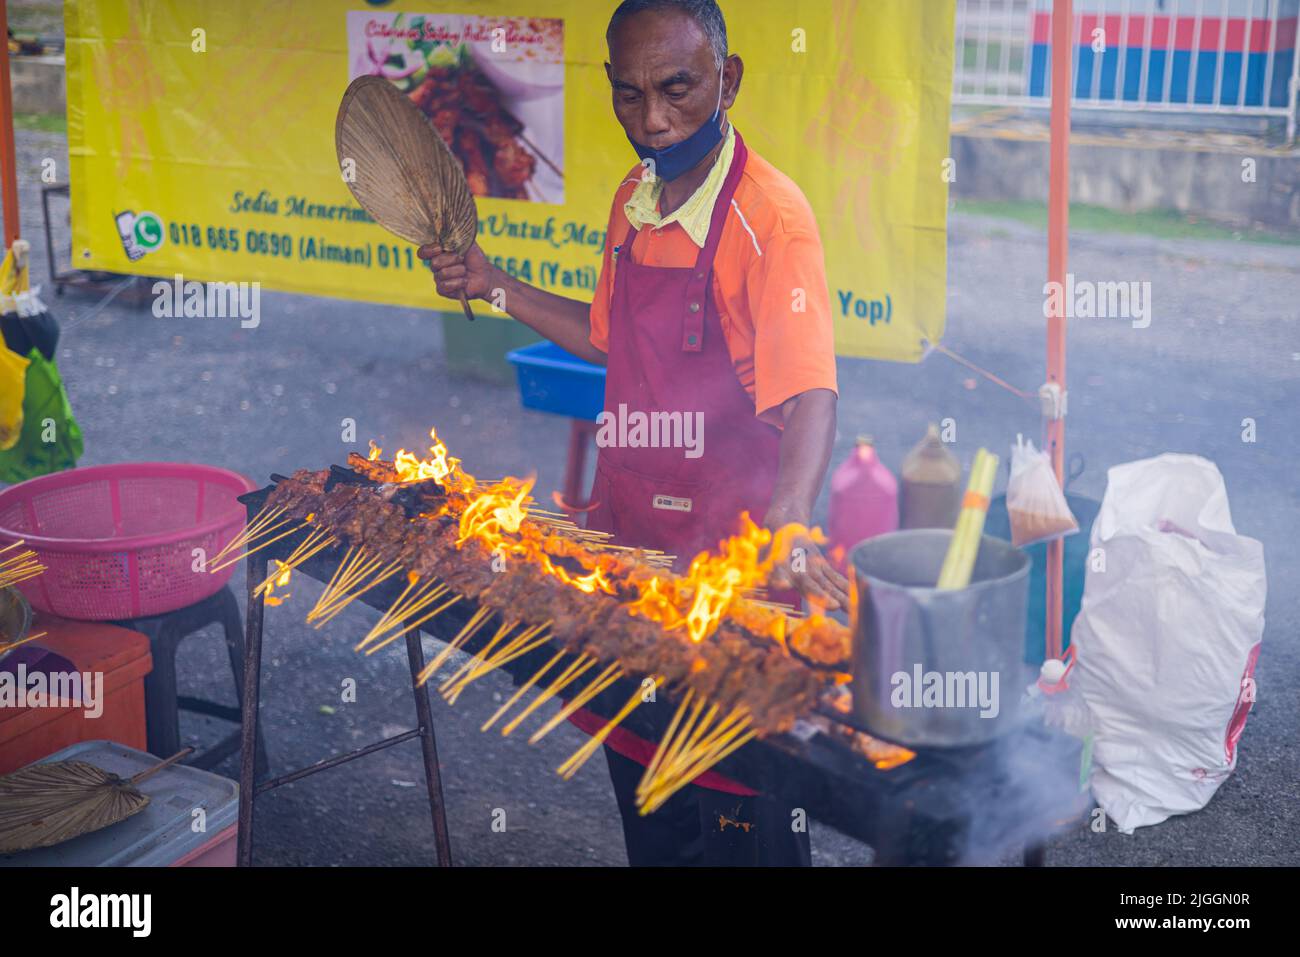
[{"xmin": 1029, "ymin": 12, "xmax": 1298, "ymax": 107}]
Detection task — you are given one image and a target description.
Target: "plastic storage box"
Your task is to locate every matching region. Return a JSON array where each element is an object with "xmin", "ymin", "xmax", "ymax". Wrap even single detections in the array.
[
  {"xmin": 0, "ymin": 739, "xmax": 238, "ymax": 867},
  {"xmin": 0, "ymin": 615, "xmax": 151, "ymax": 774},
  {"xmin": 506, "ymin": 341, "xmax": 606, "ymax": 422}
]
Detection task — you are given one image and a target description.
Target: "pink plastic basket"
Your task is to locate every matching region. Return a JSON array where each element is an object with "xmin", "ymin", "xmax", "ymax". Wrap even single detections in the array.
[{"xmin": 0, "ymin": 463, "xmax": 256, "ymax": 620}]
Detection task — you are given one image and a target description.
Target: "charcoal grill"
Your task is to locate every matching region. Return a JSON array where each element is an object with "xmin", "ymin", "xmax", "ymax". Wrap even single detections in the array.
[{"xmin": 234, "ymin": 468, "xmax": 1089, "ymax": 867}]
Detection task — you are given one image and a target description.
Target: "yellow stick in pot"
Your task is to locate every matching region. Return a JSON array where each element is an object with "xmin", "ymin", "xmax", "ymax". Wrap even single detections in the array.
[{"xmin": 936, "ymin": 448, "xmax": 999, "ymax": 590}]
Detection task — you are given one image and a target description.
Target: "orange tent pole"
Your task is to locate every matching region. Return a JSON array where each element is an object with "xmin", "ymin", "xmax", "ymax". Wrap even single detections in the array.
[
  {"xmin": 0, "ymin": 0, "xmax": 19, "ymax": 246},
  {"xmin": 1045, "ymin": 0, "xmax": 1073, "ymax": 662}
]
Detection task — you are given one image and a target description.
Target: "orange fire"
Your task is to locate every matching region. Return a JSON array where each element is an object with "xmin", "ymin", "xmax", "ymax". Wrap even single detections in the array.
[
  {"xmin": 453, "ymin": 473, "xmax": 619, "ymax": 597},
  {"xmin": 456, "ymin": 475, "xmax": 530, "ymax": 545},
  {"xmin": 368, "ymin": 427, "xmax": 810, "ymax": 642},
  {"xmin": 370, "ymin": 428, "xmax": 467, "ymax": 487},
  {"xmin": 263, "ymin": 560, "xmax": 293, "ymax": 607},
  {"xmin": 624, "ymin": 515, "xmax": 806, "ymax": 643}
]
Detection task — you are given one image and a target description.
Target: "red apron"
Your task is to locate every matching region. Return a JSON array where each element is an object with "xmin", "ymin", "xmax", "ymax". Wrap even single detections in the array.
[{"xmin": 573, "ymin": 132, "xmax": 780, "ymax": 795}]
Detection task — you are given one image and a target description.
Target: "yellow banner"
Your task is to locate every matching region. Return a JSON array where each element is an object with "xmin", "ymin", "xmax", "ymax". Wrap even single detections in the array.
[{"xmin": 66, "ymin": 0, "xmax": 953, "ymax": 361}]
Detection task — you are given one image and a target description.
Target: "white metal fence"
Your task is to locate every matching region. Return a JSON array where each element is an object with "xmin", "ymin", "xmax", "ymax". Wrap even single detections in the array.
[{"xmin": 953, "ymin": 0, "xmax": 1300, "ymax": 140}]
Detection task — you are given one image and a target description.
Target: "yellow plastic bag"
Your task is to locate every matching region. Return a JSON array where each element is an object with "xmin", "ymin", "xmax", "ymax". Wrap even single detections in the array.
[
  {"xmin": 0, "ymin": 343, "xmax": 29, "ymax": 450},
  {"xmin": 0, "ymin": 246, "xmax": 27, "ymax": 448},
  {"xmin": 0, "ymin": 245, "xmax": 16, "ymax": 314}
]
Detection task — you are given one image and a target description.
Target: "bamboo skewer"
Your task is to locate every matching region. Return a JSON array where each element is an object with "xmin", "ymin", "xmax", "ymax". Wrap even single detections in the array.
[
  {"xmin": 661, "ymin": 723, "xmax": 756, "ymax": 795},
  {"xmin": 638, "ymin": 694, "xmax": 707, "ymax": 801},
  {"xmin": 446, "ymin": 631, "xmax": 554, "ymax": 702},
  {"xmin": 426, "ymin": 617, "xmax": 512, "ymax": 688},
  {"xmin": 415, "ymin": 606, "xmax": 493, "ymax": 685},
  {"xmin": 357, "ymin": 576, "xmax": 452, "ymax": 653},
  {"xmin": 672, "ymin": 702, "xmax": 720, "ymax": 778},
  {"xmin": 635, "ymin": 699, "xmax": 758, "ymax": 812},
  {"xmin": 443, "ymin": 621, "xmax": 552, "ymax": 704},
  {"xmin": 442, "ymin": 624, "xmax": 539, "ymax": 702},
  {"xmin": 307, "ymin": 548, "xmax": 403, "ymax": 627},
  {"xmin": 640, "ymin": 706, "xmax": 754, "ymax": 812},
  {"xmin": 558, "ymin": 677, "xmax": 661, "ymax": 779},
  {"xmin": 372, "ymin": 593, "xmax": 462, "ymax": 654},
  {"xmin": 208, "ymin": 521, "xmax": 307, "ymax": 573},
  {"xmin": 499, "ymin": 654, "xmax": 596, "ymax": 737},
  {"xmin": 644, "ymin": 696, "xmax": 708, "ymax": 799},
  {"xmin": 354, "ymin": 572, "xmax": 418, "ymax": 650},
  {"xmin": 641, "ymin": 725, "xmax": 757, "ymax": 814},
  {"xmin": 438, "ymin": 620, "xmax": 518, "ymax": 694},
  {"xmin": 0, "ymin": 547, "xmax": 44, "ymax": 588},
  {"xmin": 481, "ymin": 648, "xmax": 566, "ymax": 732},
  {"xmin": 208, "ymin": 505, "xmax": 291, "ymax": 570},
  {"xmin": 640, "ymin": 689, "xmax": 694, "ymax": 796},
  {"xmin": 309, "ymin": 545, "xmax": 367, "ymax": 620},
  {"xmin": 0, "ymin": 630, "xmax": 47, "ymax": 656},
  {"xmin": 363, "ymin": 592, "xmax": 459, "ymax": 656},
  {"xmin": 527, "ymin": 662, "xmax": 622, "ymax": 744},
  {"xmin": 252, "ymin": 528, "xmax": 336, "ymax": 599},
  {"xmin": 671, "ymin": 707, "xmax": 752, "ymax": 779}
]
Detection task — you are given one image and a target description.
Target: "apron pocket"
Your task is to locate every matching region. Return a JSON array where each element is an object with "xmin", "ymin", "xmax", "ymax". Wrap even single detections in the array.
[{"xmin": 592, "ymin": 457, "xmax": 716, "ymax": 559}]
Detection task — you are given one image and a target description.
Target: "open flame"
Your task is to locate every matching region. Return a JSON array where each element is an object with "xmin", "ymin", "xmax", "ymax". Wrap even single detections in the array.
[
  {"xmin": 370, "ymin": 428, "xmax": 467, "ymax": 487},
  {"xmin": 453, "ymin": 474, "xmax": 619, "ymax": 597},
  {"xmin": 263, "ymin": 560, "xmax": 293, "ymax": 606},
  {"xmin": 367, "ymin": 426, "xmax": 811, "ymax": 643},
  {"xmin": 624, "ymin": 515, "xmax": 804, "ymax": 643}
]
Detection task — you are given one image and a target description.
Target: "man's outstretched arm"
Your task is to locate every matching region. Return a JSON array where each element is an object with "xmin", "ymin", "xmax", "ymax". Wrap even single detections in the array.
[{"xmin": 420, "ymin": 242, "xmax": 607, "ymax": 366}]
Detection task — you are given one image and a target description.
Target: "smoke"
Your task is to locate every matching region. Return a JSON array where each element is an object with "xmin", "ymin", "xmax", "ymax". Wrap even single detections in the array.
[{"xmin": 951, "ymin": 699, "xmax": 1091, "ymax": 865}]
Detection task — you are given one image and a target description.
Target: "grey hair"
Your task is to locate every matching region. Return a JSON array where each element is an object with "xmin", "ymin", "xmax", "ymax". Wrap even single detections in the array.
[{"xmin": 607, "ymin": 0, "xmax": 729, "ymax": 68}]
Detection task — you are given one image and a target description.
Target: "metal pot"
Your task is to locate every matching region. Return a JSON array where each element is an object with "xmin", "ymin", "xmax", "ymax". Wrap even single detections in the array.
[{"xmin": 849, "ymin": 529, "xmax": 1031, "ymax": 748}]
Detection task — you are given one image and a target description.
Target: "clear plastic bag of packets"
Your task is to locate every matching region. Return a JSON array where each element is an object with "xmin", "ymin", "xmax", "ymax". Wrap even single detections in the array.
[{"xmin": 1006, "ymin": 434, "xmax": 1078, "ymax": 548}]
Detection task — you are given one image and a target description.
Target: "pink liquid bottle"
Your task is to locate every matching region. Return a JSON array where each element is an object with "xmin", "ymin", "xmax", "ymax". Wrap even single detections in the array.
[{"xmin": 828, "ymin": 436, "xmax": 899, "ymax": 572}]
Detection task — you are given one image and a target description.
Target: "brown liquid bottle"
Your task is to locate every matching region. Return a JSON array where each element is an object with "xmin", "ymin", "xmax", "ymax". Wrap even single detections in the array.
[{"xmin": 900, "ymin": 424, "xmax": 963, "ymax": 529}]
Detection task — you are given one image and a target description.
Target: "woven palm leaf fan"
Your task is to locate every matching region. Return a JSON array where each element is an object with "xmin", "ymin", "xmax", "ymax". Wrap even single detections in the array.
[
  {"xmin": 336, "ymin": 74, "xmax": 478, "ymax": 322},
  {"xmin": 0, "ymin": 748, "xmax": 191, "ymax": 854}
]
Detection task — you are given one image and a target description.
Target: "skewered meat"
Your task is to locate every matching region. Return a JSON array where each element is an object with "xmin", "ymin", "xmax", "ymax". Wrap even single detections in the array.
[
  {"xmin": 492, "ymin": 140, "xmax": 536, "ymax": 190},
  {"xmin": 263, "ymin": 468, "xmax": 833, "ymax": 734},
  {"xmin": 396, "ymin": 59, "xmax": 543, "ymax": 199}
]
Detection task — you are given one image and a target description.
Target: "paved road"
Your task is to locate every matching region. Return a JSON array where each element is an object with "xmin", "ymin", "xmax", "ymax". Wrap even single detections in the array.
[{"xmin": 7, "ymin": 129, "xmax": 1297, "ymax": 865}]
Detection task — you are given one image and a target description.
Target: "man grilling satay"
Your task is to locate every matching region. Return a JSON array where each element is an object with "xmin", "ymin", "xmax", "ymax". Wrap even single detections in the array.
[{"xmin": 421, "ymin": 0, "xmax": 848, "ymax": 866}]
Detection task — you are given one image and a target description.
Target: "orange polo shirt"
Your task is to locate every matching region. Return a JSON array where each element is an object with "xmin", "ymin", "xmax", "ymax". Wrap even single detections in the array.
[{"xmin": 588, "ymin": 143, "xmax": 838, "ymax": 427}]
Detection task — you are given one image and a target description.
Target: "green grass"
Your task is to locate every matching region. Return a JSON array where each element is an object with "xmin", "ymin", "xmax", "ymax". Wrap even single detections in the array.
[
  {"xmin": 954, "ymin": 198, "xmax": 1300, "ymax": 246},
  {"xmin": 12, "ymin": 112, "xmax": 66, "ymax": 134}
]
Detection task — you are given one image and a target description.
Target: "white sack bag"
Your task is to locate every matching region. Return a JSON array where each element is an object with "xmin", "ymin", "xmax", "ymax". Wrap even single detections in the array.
[{"xmin": 1071, "ymin": 453, "xmax": 1265, "ymax": 833}]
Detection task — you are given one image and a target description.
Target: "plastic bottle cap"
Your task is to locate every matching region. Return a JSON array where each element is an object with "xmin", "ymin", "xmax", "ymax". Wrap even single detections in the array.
[
  {"xmin": 1037, "ymin": 658, "xmax": 1068, "ymax": 692},
  {"xmin": 856, "ymin": 435, "xmax": 874, "ymax": 447}
]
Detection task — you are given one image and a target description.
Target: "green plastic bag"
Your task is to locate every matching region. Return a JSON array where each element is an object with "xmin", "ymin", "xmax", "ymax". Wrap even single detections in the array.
[{"xmin": 0, "ymin": 347, "xmax": 83, "ymax": 483}]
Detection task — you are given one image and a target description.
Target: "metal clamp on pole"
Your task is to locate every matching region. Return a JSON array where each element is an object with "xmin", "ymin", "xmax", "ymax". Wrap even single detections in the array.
[{"xmin": 1038, "ymin": 382, "xmax": 1067, "ymax": 421}]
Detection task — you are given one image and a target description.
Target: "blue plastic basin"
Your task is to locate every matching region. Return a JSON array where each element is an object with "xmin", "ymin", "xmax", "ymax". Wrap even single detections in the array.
[{"xmin": 506, "ymin": 341, "xmax": 606, "ymax": 422}]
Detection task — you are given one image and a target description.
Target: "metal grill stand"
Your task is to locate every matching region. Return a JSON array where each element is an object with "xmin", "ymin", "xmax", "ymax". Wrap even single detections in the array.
[{"xmin": 235, "ymin": 548, "xmax": 453, "ymax": 867}]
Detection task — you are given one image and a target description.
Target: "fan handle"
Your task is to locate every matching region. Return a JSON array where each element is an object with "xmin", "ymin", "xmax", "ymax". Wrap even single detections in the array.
[{"xmin": 458, "ymin": 292, "xmax": 476, "ymax": 322}]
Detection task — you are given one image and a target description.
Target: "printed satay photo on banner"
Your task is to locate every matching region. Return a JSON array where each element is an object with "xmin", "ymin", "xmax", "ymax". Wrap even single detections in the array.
[{"xmin": 65, "ymin": 0, "xmax": 953, "ymax": 362}]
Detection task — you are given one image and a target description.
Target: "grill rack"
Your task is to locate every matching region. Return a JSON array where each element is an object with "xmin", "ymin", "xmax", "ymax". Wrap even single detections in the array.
[{"xmin": 235, "ymin": 476, "xmax": 1087, "ymax": 865}]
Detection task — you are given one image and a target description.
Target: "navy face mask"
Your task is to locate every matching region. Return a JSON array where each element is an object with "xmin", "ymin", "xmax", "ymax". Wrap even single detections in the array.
[{"xmin": 628, "ymin": 61, "xmax": 727, "ymax": 183}]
